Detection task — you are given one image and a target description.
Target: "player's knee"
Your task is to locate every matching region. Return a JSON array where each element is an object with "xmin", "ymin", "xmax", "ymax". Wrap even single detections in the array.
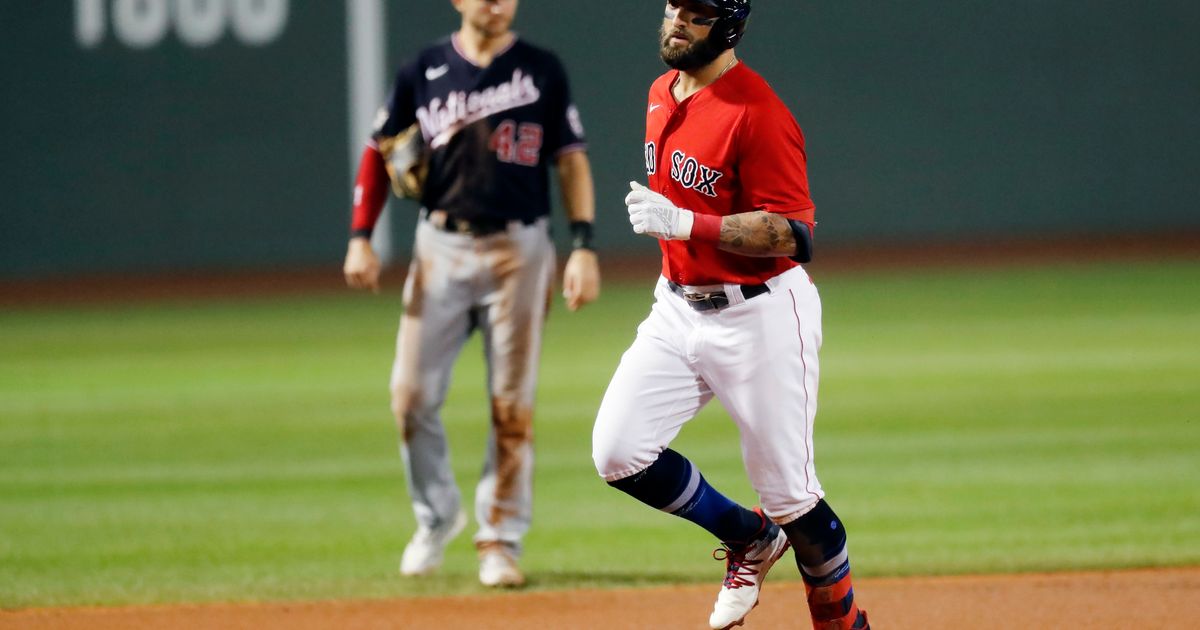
[
  {"xmin": 389, "ymin": 386, "xmax": 413, "ymax": 417},
  {"xmin": 389, "ymin": 385, "xmax": 422, "ymax": 440},
  {"xmin": 590, "ymin": 440, "xmax": 623, "ymax": 478},
  {"xmin": 592, "ymin": 397, "xmax": 651, "ymax": 478},
  {"xmin": 780, "ymin": 499, "xmax": 849, "ymax": 569},
  {"xmin": 490, "ymin": 396, "xmax": 533, "ymax": 441},
  {"xmin": 591, "ymin": 432, "xmax": 643, "ymax": 479}
]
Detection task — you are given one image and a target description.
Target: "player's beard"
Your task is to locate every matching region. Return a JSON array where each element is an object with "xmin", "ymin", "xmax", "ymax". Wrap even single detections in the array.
[{"xmin": 659, "ymin": 28, "xmax": 723, "ymax": 71}]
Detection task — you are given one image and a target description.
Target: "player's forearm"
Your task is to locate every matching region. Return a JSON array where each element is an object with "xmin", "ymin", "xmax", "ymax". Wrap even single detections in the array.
[
  {"xmin": 350, "ymin": 145, "xmax": 390, "ymax": 239},
  {"xmin": 713, "ymin": 212, "xmax": 797, "ymax": 257},
  {"xmin": 556, "ymin": 150, "xmax": 595, "ymax": 224},
  {"xmin": 626, "ymin": 183, "xmax": 813, "ymax": 260}
]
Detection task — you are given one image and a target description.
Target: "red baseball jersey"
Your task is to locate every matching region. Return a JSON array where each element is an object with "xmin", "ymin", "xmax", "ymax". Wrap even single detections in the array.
[{"xmin": 643, "ymin": 62, "xmax": 815, "ymax": 286}]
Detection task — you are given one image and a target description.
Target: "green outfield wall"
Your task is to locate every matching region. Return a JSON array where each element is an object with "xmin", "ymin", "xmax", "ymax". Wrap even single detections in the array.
[{"xmin": 2, "ymin": 2, "xmax": 1197, "ymax": 278}]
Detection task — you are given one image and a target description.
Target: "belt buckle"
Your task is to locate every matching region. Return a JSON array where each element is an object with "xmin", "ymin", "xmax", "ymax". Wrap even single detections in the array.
[{"xmin": 683, "ymin": 291, "xmax": 727, "ymax": 311}]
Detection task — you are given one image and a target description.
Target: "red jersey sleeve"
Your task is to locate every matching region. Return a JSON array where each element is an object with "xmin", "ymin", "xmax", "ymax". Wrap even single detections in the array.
[
  {"xmin": 350, "ymin": 145, "xmax": 390, "ymax": 238},
  {"xmin": 735, "ymin": 100, "xmax": 815, "ymax": 227}
]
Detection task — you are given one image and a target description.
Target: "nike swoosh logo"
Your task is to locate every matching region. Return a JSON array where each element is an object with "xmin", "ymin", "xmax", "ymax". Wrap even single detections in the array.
[
  {"xmin": 425, "ymin": 64, "xmax": 450, "ymax": 81},
  {"xmin": 648, "ymin": 103, "xmax": 662, "ymax": 115}
]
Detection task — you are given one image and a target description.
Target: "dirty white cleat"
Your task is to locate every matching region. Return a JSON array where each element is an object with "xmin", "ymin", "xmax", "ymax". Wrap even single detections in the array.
[
  {"xmin": 708, "ymin": 513, "xmax": 791, "ymax": 629},
  {"xmin": 399, "ymin": 510, "xmax": 467, "ymax": 576},
  {"xmin": 477, "ymin": 541, "xmax": 525, "ymax": 588}
]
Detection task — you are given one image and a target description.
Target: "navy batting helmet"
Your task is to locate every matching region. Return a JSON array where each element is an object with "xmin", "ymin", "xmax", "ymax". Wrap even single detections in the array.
[{"xmin": 691, "ymin": 0, "xmax": 751, "ymax": 50}]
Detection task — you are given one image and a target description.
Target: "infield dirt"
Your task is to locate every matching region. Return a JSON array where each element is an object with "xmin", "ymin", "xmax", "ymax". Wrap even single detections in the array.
[{"xmin": 4, "ymin": 567, "xmax": 1197, "ymax": 629}]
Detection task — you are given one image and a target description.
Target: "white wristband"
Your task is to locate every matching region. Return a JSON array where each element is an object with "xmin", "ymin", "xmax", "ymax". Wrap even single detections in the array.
[{"xmin": 676, "ymin": 208, "xmax": 694, "ymax": 241}]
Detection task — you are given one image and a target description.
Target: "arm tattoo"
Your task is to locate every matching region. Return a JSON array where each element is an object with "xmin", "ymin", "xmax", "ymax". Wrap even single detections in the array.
[{"xmin": 717, "ymin": 212, "xmax": 798, "ymax": 257}]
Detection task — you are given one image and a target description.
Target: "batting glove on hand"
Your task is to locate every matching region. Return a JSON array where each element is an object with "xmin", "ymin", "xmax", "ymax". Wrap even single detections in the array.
[{"xmin": 625, "ymin": 181, "xmax": 694, "ymax": 240}]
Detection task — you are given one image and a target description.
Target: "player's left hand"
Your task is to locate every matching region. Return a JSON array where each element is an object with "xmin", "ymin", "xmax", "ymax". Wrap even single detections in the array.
[
  {"xmin": 562, "ymin": 248, "xmax": 600, "ymax": 311},
  {"xmin": 626, "ymin": 181, "xmax": 694, "ymax": 240}
]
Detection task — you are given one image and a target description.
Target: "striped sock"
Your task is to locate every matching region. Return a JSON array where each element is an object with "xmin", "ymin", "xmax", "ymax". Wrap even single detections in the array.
[
  {"xmin": 803, "ymin": 561, "xmax": 867, "ymax": 629},
  {"xmin": 607, "ymin": 448, "xmax": 765, "ymax": 544},
  {"xmin": 781, "ymin": 499, "xmax": 868, "ymax": 629}
]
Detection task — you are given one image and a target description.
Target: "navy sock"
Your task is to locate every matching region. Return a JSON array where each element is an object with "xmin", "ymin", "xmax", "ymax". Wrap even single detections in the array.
[
  {"xmin": 782, "ymin": 500, "xmax": 865, "ymax": 625},
  {"xmin": 780, "ymin": 499, "xmax": 850, "ymax": 584},
  {"xmin": 607, "ymin": 449, "xmax": 765, "ymax": 544}
]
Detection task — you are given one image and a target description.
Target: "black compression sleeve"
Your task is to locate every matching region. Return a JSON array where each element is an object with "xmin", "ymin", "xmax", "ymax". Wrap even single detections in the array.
[{"xmin": 787, "ymin": 219, "xmax": 813, "ymax": 263}]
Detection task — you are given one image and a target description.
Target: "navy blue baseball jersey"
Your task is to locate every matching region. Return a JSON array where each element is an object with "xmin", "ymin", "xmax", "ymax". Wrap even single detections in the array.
[{"xmin": 374, "ymin": 34, "xmax": 587, "ymax": 223}]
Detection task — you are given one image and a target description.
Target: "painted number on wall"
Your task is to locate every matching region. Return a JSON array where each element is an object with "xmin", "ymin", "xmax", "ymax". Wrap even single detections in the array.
[{"xmin": 75, "ymin": 0, "xmax": 290, "ymax": 49}]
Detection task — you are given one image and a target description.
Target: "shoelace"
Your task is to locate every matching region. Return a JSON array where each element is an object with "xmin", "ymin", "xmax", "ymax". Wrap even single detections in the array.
[{"xmin": 712, "ymin": 542, "xmax": 764, "ymax": 589}]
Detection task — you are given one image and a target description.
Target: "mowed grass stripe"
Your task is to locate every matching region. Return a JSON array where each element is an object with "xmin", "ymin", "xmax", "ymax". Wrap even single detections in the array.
[{"xmin": 0, "ymin": 260, "xmax": 1197, "ymax": 605}]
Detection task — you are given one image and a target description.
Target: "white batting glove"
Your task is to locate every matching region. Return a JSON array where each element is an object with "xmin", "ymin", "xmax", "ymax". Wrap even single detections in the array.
[{"xmin": 625, "ymin": 181, "xmax": 694, "ymax": 240}]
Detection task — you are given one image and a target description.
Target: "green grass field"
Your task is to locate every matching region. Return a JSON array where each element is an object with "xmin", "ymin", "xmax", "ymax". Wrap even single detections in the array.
[{"xmin": 2, "ymin": 260, "xmax": 1198, "ymax": 607}]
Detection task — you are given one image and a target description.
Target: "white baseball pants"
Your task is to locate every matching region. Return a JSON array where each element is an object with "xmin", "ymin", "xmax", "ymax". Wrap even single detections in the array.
[{"xmin": 592, "ymin": 265, "xmax": 826, "ymax": 524}]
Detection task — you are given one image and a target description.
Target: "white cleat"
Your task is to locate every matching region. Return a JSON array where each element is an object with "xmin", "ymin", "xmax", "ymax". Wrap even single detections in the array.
[
  {"xmin": 708, "ymin": 519, "xmax": 791, "ymax": 630},
  {"xmin": 399, "ymin": 509, "xmax": 468, "ymax": 576},
  {"xmin": 477, "ymin": 541, "xmax": 525, "ymax": 588}
]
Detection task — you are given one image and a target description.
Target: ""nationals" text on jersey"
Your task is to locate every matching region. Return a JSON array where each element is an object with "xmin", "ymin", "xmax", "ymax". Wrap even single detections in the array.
[{"xmin": 418, "ymin": 69, "xmax": 542, "ymax": 148}]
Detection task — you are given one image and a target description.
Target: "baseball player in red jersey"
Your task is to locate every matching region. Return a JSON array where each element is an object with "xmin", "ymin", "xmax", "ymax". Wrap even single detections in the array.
[
  {"xmin": 343, "ymin": 0, "xmax": 600, "ymax": 588},
  {"xmin": 592, "ymin": 2, "xmax": 869, "ymax": 628}
]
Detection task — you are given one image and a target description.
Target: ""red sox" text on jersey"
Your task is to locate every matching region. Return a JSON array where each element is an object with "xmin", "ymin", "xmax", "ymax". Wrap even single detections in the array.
[{"xmin": 644, "ymin": 142, "xmax": 724, "ymax": 198}]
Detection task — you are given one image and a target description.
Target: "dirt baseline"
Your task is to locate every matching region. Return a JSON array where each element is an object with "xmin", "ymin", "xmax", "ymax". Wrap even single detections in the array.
[{"xmin": 4, "ymin": 567, "xmax": 1197, "ymax": 629}]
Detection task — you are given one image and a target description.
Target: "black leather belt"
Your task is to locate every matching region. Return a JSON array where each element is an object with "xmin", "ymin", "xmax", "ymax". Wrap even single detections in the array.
[
  {"xmin": 423, "ymin": 209, "xmax": 537, "ymax": 237},
  {"xmin": 667, "ymin": 280, "xmax": 770, "ymax": 312}
]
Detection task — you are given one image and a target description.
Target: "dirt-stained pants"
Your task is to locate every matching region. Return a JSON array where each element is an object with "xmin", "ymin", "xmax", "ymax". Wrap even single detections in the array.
[{"xmin": 390, "ymin": 217, "xmax": 554, "ymax": 552}]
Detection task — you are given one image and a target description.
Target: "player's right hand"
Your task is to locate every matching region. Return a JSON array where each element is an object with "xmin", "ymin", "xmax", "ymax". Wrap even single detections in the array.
[
  {"xmin": 343, "ymin": 237, "xmax": 381, "ymax": 293},
  {"xmin": 625, "ymin": 181, "xmax": 694, "ymax": 240}
]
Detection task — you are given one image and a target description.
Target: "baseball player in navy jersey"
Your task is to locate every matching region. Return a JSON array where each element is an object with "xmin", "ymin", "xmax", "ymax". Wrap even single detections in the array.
[
  {"xmin": 592, "ymin": 1, "xmax": 869, "ymax": 628},
  {"xmin": 343, "ymin": 0, "xmax": 600, "ymax": 588}
]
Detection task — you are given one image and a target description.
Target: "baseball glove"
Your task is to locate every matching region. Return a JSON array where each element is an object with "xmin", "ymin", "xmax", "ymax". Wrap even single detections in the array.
[{"xmin": 377, "ymin": 123, "xmax": 428, "ymax": 200}]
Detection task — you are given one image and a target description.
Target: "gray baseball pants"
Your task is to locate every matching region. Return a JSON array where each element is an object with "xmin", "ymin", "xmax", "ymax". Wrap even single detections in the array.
[{"xmin": 390, "ymin": 216, "xmax": 554, "ymax": 552}]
